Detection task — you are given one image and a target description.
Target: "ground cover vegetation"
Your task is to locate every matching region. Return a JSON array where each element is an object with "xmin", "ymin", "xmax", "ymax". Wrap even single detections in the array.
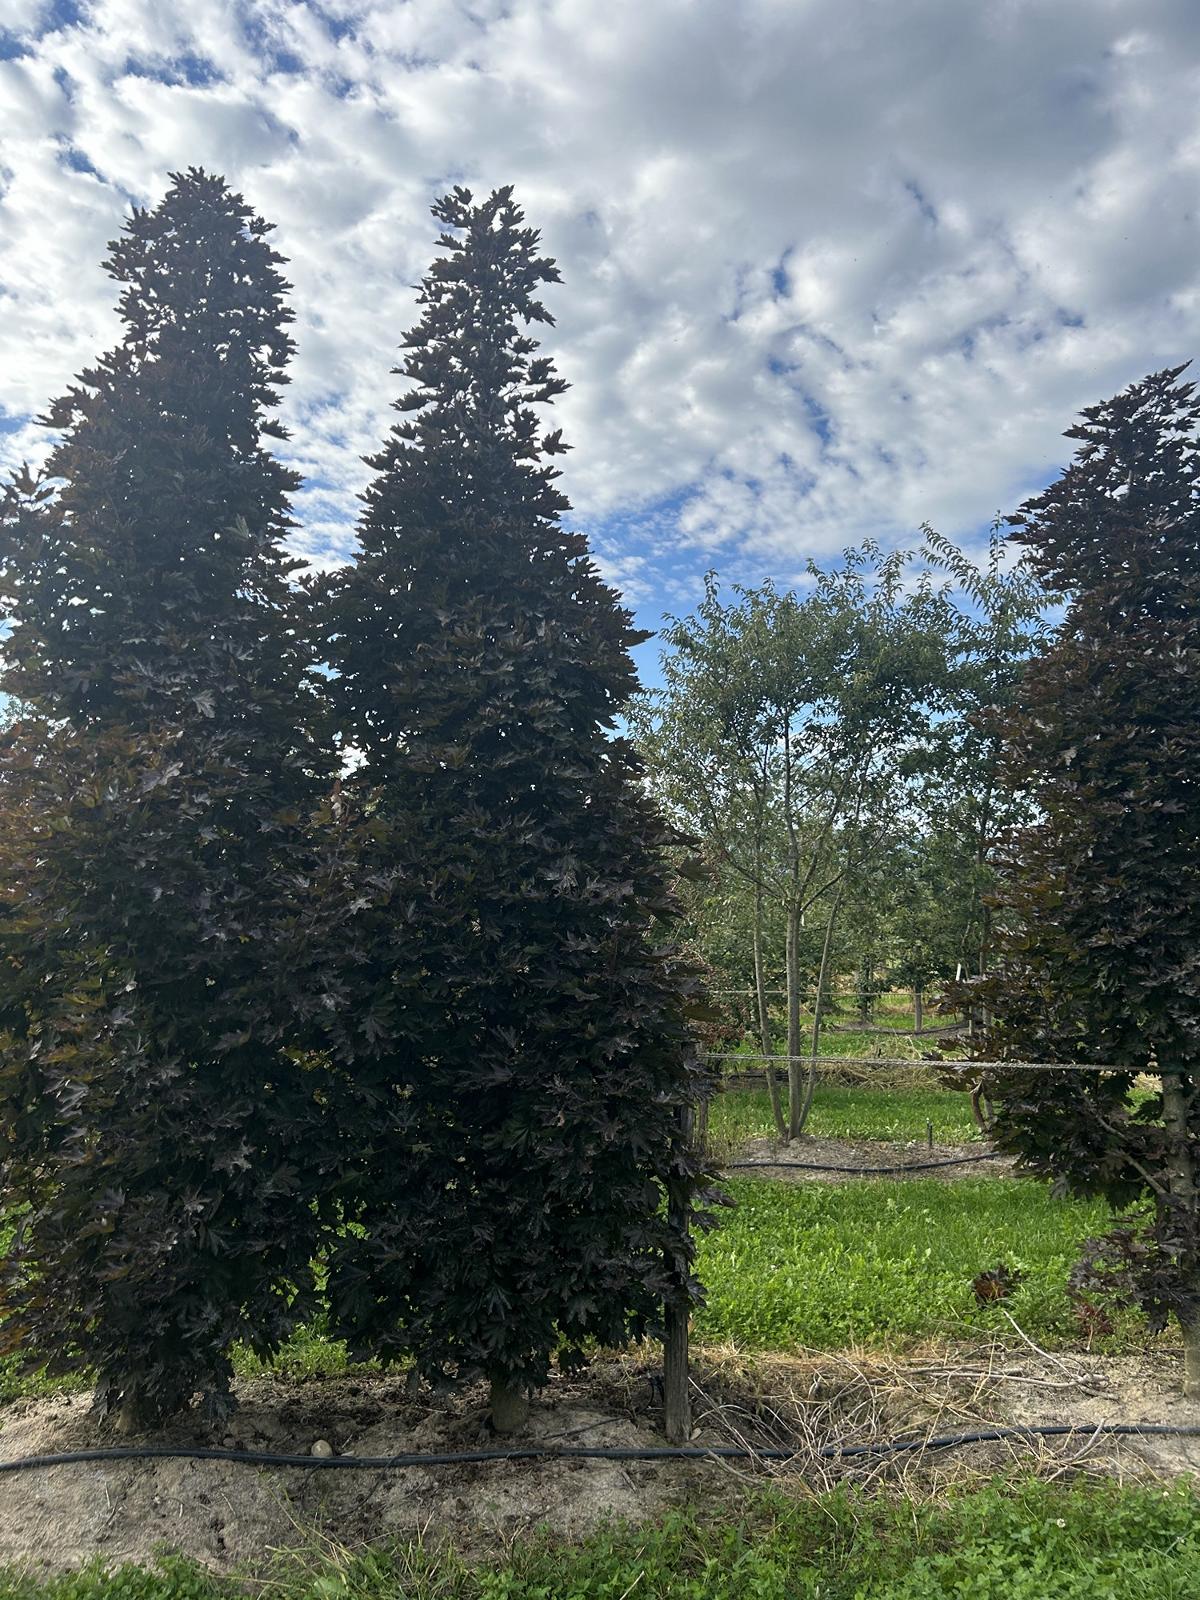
[
  {"xmin": 695, "ymin": 1176, "xmax": 1122, "ymax": 1352},
  {"xmin": 708, "ymin": 1080, "xmax": 977, "ymax": 1148},
  {"xmin": 3, "ymin": 1479, "xmax": 1200, "ymax": 1599},
  {"xmin": 0, "ymin": 1161, "xmax": 1124, "ymax": 1402}
]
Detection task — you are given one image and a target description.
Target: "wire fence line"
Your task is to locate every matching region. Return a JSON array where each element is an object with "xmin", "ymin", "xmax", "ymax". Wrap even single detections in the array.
[
  {"xmin": 709, "ymin": 986, "xmax": 921, "ymax": 998},
  {"xmin": 703, "ymin": 1052, "xmax": 1167, "ymax": 1076}
]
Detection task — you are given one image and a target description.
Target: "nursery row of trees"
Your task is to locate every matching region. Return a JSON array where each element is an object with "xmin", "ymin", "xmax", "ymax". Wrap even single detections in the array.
[
  {"xmin": 637, "ymin": 359, "xmax": 1200, "ymax": 1391},
  {"xmin": 0, "ymin": 171, "xmax": 714, "ymax": 1432},
  {"xmin": 1, "ymin": 162, "xmax": 1198, "ymax": 1413},
  {"xmin": 633, "ymin": 529, "xmax": 1049, "ymax": 1137}
]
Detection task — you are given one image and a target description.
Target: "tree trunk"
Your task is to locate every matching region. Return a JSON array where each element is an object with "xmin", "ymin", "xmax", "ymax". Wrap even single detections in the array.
[
  {"xmin": 913, "ymin": 987, "xmax": 923, "ymax": 1034},
  {"xmin": 663, "ymin": 1294, "xmax": 691, "ymax": 1442},
  {"xmin": 857, "ymin": 960, "xmax": 872, "ymax": 1024},
  {"xmin": 794, "ymin": 891, "xmax": 841, "ymax": 1139},
  {"xmin": 979, "ymin": 900, "xmax": 992, "ymax": 979},
  {"xmin": 781, "ymin": 708, "xmax": 805, "ymax": 1145},
  {"xmin": 489, "ymin": 1377, "xmax": 529, "ymax": 1434},
  {"xmin": 785, "ymin": 902, "xmax": 803, "ymax": 1141},
  {"xmin": 753, "ymin": 891, "xmax": 786, "ymax": 1139},
  {"xmin": 696, "ymin": 1096, "xmax": 710, "ymax": 1151},
  {"xmin": 112, "ymin": 1401, "xmax": 147, "ymax": 1437},
  {"xmin": 1179, "ymin": 1311, "xmax": 1200, "ymax": 1401},
  {"xmin": 1162, "ymin": 1069, "xmax": 1195, "ymax": 1201},
  {"xmin": 969, "ymin": 1078, "xmax": 993, "ymax": 1132}
]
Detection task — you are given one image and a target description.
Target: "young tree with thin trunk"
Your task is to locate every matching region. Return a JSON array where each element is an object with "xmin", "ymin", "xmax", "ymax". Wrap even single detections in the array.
[
  {"xmin": 0, "ymin": 171, "xmax": 334, "ymax": 1427},
  {"xmin": 638, "ymin": 552, "xmax": 951, "ymax": 1139},
  {"xmin": 317, "ymin": 187, "xmax": 714, "ymax": 1434},
  {"xmin": 975, "ymin": 365, "xmax": 1200, "ymax": 1396},
  {"xmin": 919, "ymin": 522, "xmax": 1048, "ymax": 987}
]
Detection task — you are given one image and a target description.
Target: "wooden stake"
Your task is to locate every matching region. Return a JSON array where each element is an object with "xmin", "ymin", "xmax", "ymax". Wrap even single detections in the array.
[
  {"xmin": 663, "ymin": 1105, "xmax": 693, "ymax": 1444},
  {"xmin": 663, "ymin": 1292, "xmax": 691, "ymax": 1443}
]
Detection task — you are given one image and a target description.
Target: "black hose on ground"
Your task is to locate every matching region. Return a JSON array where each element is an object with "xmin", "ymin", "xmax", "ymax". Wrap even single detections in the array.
[
  {"xmin": 726, "ymin": 1152, "xmax": 1003, "ymax": 1175},
  {"xmin": 2, "ymin": 1422, "xmax": 1199, "ymax": 1475}
]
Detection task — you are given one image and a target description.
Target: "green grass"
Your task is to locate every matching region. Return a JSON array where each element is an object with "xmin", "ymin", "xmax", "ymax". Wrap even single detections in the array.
[
  {"xmin": 0, "ymin": 1204, "xmax": 388, "ymax": 1399},
  {"xmin": 0, "ymin": 1171, "xmax": 1140, "ymax": 1405},
  {"xmin": 723, "ymin": 1027, "xmax": 938, "ymax": 1065},
  {"xmin": 231, "ymin": 1320, "xmax": 380, "ymax": 1383},
  {"xmin": 0, "ymin": 1360, "xmax": 87, "ymax": 1406},
  {"xmin": 695, "ymin": 1176, "xmax": 1129, "ymax": 1352},
  {"xmin": 0, "ymin": 1313, "xmax": 383, "ymax": 1404},
  {"xmin": 710, "ymin": 1082, "xmax": 977, "ymax": 1146},
  {"xmin": 3, "ymin": 1480, "xmax": 1200, "ymax": 1597},
  {"xmin": 0, "ymin": 1216, "xmax": 83, "ymax": 1404}
]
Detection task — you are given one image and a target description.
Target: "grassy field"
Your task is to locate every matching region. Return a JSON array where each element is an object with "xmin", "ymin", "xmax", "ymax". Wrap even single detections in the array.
[
  {"xmin": 238, "ymin": 1173, "xmax": 1127, "ymax": 1385},
  {"xmin": 0, "ymin": 1096, "xmax": 1135, "ymax": 1404},
  {"xmin": 696, "ymin": 1175, "xmax": 1126, "ymax": 1351},
  {"xmin": 0, "ymin": 1172, "xmax": 1126, "ymax": 1402},
  {"xmin": 0, "ymin": 1070, "xmax": 1180, "ymax": 1600},
  {"xmin": 3, "ymin": 1480, "xmax": 1200, "ymax": 1597},
  {"xmin": 709, "ymin": 1080, "xmax": 977, "ymax": 1146},
  {"xmin": 709, "ymin": 986, "xmax": 975, "ymax": 1149}
]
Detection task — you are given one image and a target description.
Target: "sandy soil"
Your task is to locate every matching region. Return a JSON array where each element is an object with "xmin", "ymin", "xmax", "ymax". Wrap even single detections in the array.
[
  {"xmin": 726, "ymin": 1134, "xmax": 1016, "ymax": 1181},
  {"xmin": 2, "ymin": 1342, "xmax": 1197, "ymax": 1580},
  {"xmin": 0, "ymin": 1364, "xmax": 720, "ymax": 1580},
  {"xmin": 988, "ymin": 1347, "xmax": 1200, "ymax": 1478}
]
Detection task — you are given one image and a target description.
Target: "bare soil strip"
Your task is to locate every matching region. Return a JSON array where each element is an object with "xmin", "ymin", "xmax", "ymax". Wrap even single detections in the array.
[
  {"xmin": 726, "ymin": 1135, "xmax": 1015, "ymax": 1181},
  {"xmin": 1, "ymin": 1341, "xmax": 1196, "ymax": 1578}
]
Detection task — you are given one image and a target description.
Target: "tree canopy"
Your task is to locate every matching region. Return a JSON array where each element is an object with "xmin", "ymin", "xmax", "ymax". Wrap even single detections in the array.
[
  {"xmin": 977, "ymin": 365, "xmax": 1200, "ymax": 1392},
  {"xmin": 0, "ymin": 170, "xmax": 334, "ymax": 1427},
  {"xmin": 317, "ymin": 187, "xmax": 715, "ymax": 1428}
]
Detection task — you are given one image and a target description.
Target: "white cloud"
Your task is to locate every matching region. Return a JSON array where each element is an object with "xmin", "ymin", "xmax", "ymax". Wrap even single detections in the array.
[{"xmin": 1, "ymin": 0, "xmax": 1198, "ymax": 623}]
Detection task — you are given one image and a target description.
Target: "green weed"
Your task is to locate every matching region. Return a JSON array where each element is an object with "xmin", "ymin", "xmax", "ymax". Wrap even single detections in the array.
[
  {"xmin": 2, "ymin": 1480, "xmax": 1198, "ymax": 1598},
  {"xmin": 695, "ymin": 1176, "xmax": 1130, "ymax": 1351}
]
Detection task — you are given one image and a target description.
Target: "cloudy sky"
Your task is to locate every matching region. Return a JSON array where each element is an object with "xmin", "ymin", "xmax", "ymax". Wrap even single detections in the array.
[{"xmin": 2, "ymin": 0, "xmax": 1199, "ymax": 668}]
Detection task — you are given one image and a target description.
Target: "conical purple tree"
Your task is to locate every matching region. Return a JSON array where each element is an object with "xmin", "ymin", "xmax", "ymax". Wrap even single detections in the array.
[
  {"xmin": 0, "ymin": 170, "xmax": 335, "ymax": 1427},
  {"xmin": 319, "ymin": 187, "xmax": 715, "ymax": 1430}
]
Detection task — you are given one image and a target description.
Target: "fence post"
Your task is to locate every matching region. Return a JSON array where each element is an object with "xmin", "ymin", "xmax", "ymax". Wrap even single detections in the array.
[{"xmin": 663, "ymin": 1103, "xmax": 693, "ymax": 1445}]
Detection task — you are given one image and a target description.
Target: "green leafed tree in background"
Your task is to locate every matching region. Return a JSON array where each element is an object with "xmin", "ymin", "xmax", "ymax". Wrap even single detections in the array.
[
  {"xmin": 635, "ymin": 552, "xmax": 955, "ymax": 1139},
  {"xmin": 919, "ymin": 521, "xmax": 1050, "ymax": 989},
  {"xmin": 0, "ymin": 170, "xmax": 335, "ymax": 1427},
  {"xmin": 317, "ymin": 187, "xmax": 715, "ymax": 1432},
  {"xmin": 976, "ymin": 365, "xmax": 1200, "ymax": 1393}
]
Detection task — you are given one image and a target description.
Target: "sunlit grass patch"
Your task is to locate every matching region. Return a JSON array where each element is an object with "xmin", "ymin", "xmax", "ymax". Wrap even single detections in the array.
[
  {"xmin": 710, "ymin": 1081, "xmax": 977, "ymax": 1146},
  {"xmin": 695, "ymin": 1176, "xmax": 1130, "ymax": 1352}
]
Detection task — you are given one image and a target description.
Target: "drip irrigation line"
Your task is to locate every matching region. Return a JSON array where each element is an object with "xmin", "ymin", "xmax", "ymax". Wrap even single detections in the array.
[
  {"xmin": 725, "ymin": 1151, "xmax": 1003, "ymax": 1175},
  {"xmin": 3, "ymin": 1423, "xmax": 1200, "ymax": 1476}
]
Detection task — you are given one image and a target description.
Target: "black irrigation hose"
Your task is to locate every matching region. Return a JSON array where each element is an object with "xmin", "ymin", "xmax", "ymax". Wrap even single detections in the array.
[
  {"xmin": 3, "ymin": 1423, "xmax": 1200, "ymax": 1475},
  {"xmin": 726, "ymin": 1152, "xmax": 1003, "ymax": 1175}
]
